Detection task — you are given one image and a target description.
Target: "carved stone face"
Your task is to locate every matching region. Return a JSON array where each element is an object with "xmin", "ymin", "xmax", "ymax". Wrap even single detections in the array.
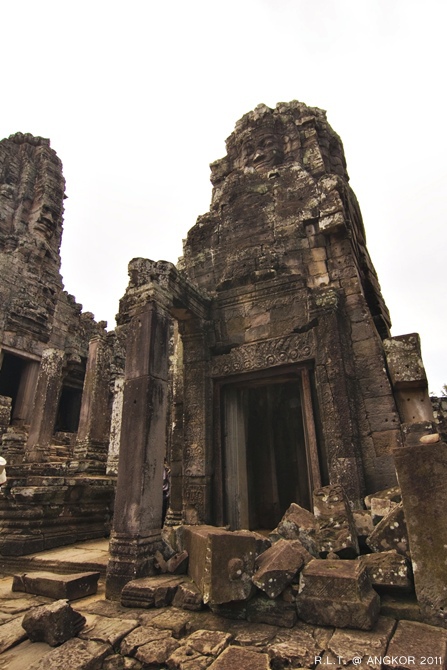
[
  {"xmin": 32, "ymin": 205, "xmax": 58, "ymax": 242},
  {"xmin": 239, "ymin": 125, "xmax": 284, "ymax": 172}
]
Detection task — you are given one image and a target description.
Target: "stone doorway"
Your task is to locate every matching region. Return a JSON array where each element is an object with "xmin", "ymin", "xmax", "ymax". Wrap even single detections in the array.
[{"xmin": 220, "ymin": 368, "xmax": 321, "ymax": 531}]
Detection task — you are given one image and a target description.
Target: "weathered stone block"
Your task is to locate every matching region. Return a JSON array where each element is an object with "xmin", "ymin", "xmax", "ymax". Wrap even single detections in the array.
[
  {"xmin": 0, "ymin": 615, "xmax": 27, "ymax": 654},
  {"xmin": 26, "ymin": 638, "xmax": 112, "ymax": 670},
  {"xmin": 296, "ymin": 559, "xmax": 380, "ymax": 630},
  {"xmin": 135, "ymin": 635, "xmax": 179, "ymax": 666},
  {"xmin": 184, "ymin": 526, "xmax": 256, "ymax": 605},
  {"xmin": 326, "ymin": 616, "xmax": 396, "ymax": 669},
  {"xmin": 364, "ymin": 486, "xmax": 401, "ymax": 509},
  {"xmin": 12, "ymin": 571, "xmax": 100, "ymax": 600},
  {"xmin": 385, "ymin": 620, "xmax": 447, "ymax": 669},
  {"xmin": 78, "ymin": 614, "xmax": 139, "ymax": 646},
  {"xmin": 366, "ymin": 503, "xmax": 410, "ymax": 558},
  {"xmin": 207, "ymin": 645, "xmax": 270, "ymax": 669},
  {"xmin": 172, "ymin": 579, "xmax": 203, "ymax": 611},
  {"xmin": 359, "ymin": 551, "xmax": 412, "ymax": 591},
  {"xmin": 383, "ymin": 334, "xmax": 427, "ymax": 389},
  {"xmin": 21, "ymin": 599, "xmax": 86, "ymax": 646},
  {"xmin": 270, "ymin": 502, "xmax": 319, "ymax": 555},
  {"xmin": 121, "ymin": 575, "xmax": 186, "ymax": 609},
  {"xmin": 120, "ymin": 625, "xmax": 171, "ymax": 657},
  {"xmin": 313, "ymin": 484, "xmax": 359, "ymax": 557},
  {"xmin": 370, "ymin": 498, "xmax": 398, "ymax": 525},
  {"xmin": 252, "ymin": 539, "xmax": 305, "ymax": 598},
  {"xmin": 353, "ymin": 510, "xmax": 374, "ymax": 546},
  {"xmin": 247, "ymin": 593, "xmax": 297, "ymax": 628}
]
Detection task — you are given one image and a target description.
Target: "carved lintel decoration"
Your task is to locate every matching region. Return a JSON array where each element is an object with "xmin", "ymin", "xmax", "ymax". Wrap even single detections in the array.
[{"xmin": 210, "ymin": 331, "xmax": 315, "ymax": 378}]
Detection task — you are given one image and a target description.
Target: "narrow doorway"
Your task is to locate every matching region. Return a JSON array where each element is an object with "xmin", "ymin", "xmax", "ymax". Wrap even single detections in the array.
[{"xmin": 221, "ymin": 370, "xmax": 320, "ymax": 531}]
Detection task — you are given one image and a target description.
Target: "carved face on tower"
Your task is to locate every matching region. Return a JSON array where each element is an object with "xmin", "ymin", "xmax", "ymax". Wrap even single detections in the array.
[{"xmin": 236, "ymin": 116, "xmax": 285, "ymax": 173}]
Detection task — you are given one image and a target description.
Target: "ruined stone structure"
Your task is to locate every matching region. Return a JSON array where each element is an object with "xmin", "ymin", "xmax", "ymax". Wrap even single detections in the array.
[
  {"xmin": 105, "ymin": 102, "xmax": 437, "ymax": 597},
  {"xmin": 0, "ymin": 133, "xmax": 116, "ymax": 555}
]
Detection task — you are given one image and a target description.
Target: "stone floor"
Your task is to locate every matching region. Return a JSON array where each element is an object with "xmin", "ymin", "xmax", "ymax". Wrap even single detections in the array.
[{"xmin": 0, "ymin": 540, "xmax": 446, "ymax": 669}]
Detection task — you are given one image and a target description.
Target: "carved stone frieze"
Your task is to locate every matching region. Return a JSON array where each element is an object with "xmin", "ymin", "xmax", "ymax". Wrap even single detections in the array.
[{"xmin": 210, "ymin": 331, "xmax": 315, "ymax": 377}]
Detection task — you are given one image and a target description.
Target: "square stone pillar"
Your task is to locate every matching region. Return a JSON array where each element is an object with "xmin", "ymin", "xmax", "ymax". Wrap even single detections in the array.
[
  {"xmin": 71, "ymin": 334, "xmax": 112, "ymax": 473},
  {"xmin": 12, "ymin": 359, "xmax": 40, "ymax": 425},
  {"xmin": 25, "ymin": 348, "xmax": 65, "ymax": 463},
  {"xmin": 106, "ymin": 301, "xmax": 170, "ymax": 599}
]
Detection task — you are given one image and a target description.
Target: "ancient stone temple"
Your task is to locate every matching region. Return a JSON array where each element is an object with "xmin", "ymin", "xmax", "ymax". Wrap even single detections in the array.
[
  {"xmin": 105, "ymin": 101, "xmax": 436, "ymax": 596},
  {"xmin": 0, "ymin": 133, "xmax": 116, "ymax": 555}
]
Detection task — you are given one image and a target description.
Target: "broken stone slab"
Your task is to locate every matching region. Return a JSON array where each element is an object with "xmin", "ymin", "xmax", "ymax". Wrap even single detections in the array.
[
  {"xmin": 12, "ymin": 571, "xmax": 100, "ymax": 601},
  {"xmin": 120, "ymin": 625, "xmax": 172, "ymax": 656},
  {"xmin": 228, "ymin": 621, "xmax": 278, "ymax": 649},
  {"xmin": 21, "ymin": 599, "xmax": 86, "ymax": 646},
  {"xmin": 359, "ymin": 551, "xmax": 412, "ymax": 591},
  {"xmin": 364, "ymin": 486, "xmax": 401, "ymax": 509},
  {"xmin": 268, "ymin": 623, "xmax": 326, "ymax": 668},
  {"xmin": 207, "ymin": 645, "xmax": 270, "ymax": 669},
  {"xmin": 252, "ymin": 539, "xmax": 306, "ymax": 598},
  {"xmin": 121, "ymin": 575, "xmax": 186, "ymax": 609},
  {"xmin": 167, "ymin": 550, "xmax": 189, "ymax": 574},
  {"xmin": 78, "ymin": 614, "xmax": 139, "ymax": 646},
  {"xmin": 296, "ymin": 559, "xmax": 380, "ymax": 630},
  {"xmin": 172, "ymin": 579, "xmax": 203, "ymax": 611},
  {"xmin": 385, "ymin": 620, "xmax": 447, "ymax": 669},
  {"xmin": 27, "ymin": 638, "xmax": 112, "ymax": 670},
  {"xmin": 326, "ymin": 615, "xmax": 396, "ymax": 669},
  {"xmin": 184, "ymin": 525, "xmax": 256, "ymax": 605},
  {"xmin": 167, "ymin": 644, "xmax": 213, "ymax": 669},
  {"xmin": 0, "ymin": 615, "xmax": 28, "ymax": 654},
  {"xmin": 366, "ymin": 502, "xmax": 410, "ymax": 558},
  {"xmin": 247, "ymin": 592, "xmax": 297, "ymax": 628},
  {"xmin": 269, "ymin": 502, "xmax": 319, "ymax": 555},
  {"xmin": 313, "ymin": 484, "xmax": 359, "ymax": 558},
  {"xmin": 183, "ymin": 629, "xmax": 233, "ymax": 656},
  {"xmin": 146, "ymin": 608, "xmax": 193, "ymax": 638},
  {"xmin": 370, "ymin": 497, "xmax": 398, "ymax": 525},
  {"xmin": 134, "ymin": 635, "xmax": 180, "ymax": 667},
  {"xmin": 353, "ymin": 510, "xmax": 374, "ymax": 548}
]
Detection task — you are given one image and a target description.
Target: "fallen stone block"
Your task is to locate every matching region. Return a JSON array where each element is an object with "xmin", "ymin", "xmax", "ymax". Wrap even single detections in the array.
[
  {"xmin": 313, "ymin": 484, "xmax": 359, "ymax": 558},
  {"xmin": 208, "ymin": 645, "xmax": 270, "ymax": 669},
  {"xmin": 353, "ymin": 510, "xmax": 374, "ymax": 548},
  {"xmin": 148, "ymin": 608, "xmax": 193, "ymax": 638},
  {"xmin": 270, "ymin": 502, "xmax": 319, "ymax": 555},
  {"xmin": 385, "ymin": 620, "xmax": 447, "ymax": 669},
  {"xmin": 121, "ymin": 575, "xmax": 186, "ymax": 608},
  {"xmin": 172, "ymin": 579, "xmax": 203, "ymax": 610},
  {"xmin": 167, "ymin": 550, "xmax": 189, "ymax": 574},
  {"xmin": 78, "ymin": 614, "xmax": 139, "ymax": 646},
  {"xmin": 366, "ymin": 503, "xmax": 410, "ymax": 558},
  {"xmin": 234, "ymin": 529, "xmax": 271, "ymax": 557},
  {"xmin": 21, "ymin": 599, "xmax": 86, "ymax": 646},
  {"xmin": 209, "ymin": 600, "xmax": 248, "ymax": 621},
  {"xmin": 0, "ymin": 615, "xmax": 27, "ymax": 654},
  {"xmin": 167, "ymin": 644, "xmax": 213, "ymax": 669},
  {"xmin": 268, "ymin": 626, "xmax": 325, "ymax": 668},
  {"xmin": 184, "ymin": 629, "xmax": 233, "ymax": 656},
  {"xmin": 247, "ymin": 593, "xmax": 297, "ymax": 628},
  {"xmin": 26, "ymin": 638, "xmax": 112, "ymax": 670},
  {"xmin": 364, "ymin": 486, "xmax": 401, "ymax": 509},
  {"xmin": 12, "ymin": 571, "xmax": 100, "ymax": 601},
  {"xmin": 326, "ymin": 615, "xmax": 396, "ymax": 669},
  {"xmin": 252, "ymin": 539, "xmax": 306, "ymax": 598},
  {"xmin": 135, "ymin": 635, "xmax": 180, "ymax": 666},
  {"xmin": 296, "ymin": 559, "xmax": 380, "ymax": 630},
  {"xmin": 120, "ymin": 625, "xmax": 171, "ymax": 656},
  {"xmin": 184, "ymin": 525, "xmax": 256, "ymax": 605},
  {"xmin": 370, "ymin": 497, "xmax": 398, "ymax": 525},
  {"xmin": 359, "ymin": 550, "xmax": 412, "ymax": 591},
  {"xmin": 379, "ymin": 594, "xmax": 422, "ymax": 623}
]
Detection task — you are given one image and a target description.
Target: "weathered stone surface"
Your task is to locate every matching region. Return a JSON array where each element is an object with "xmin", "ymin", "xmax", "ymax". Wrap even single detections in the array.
[
  {"xmin": 228, "ymin": 621, "xmax": 278, "ymax": 648},
  {"xmin": 326, "ymin": 616, "xmax": 396, "ymax": 669},
  {"xmin": 252, "ymin": 539, "xmax": 305, "ymax": 598},
  {"xmin": 370, "ymin": 497, "xmax": 398, "ymax": 525},
  {"xmin": 359, "ymin": 551, "xmax": 412, "ymax": 591},
  {"xmin": 207, "ymin": 646, "xmax": 270, "ymax": 669},
  {"xmin": 183, "ymin": 629, "xmax": 233, "ymax": 656},
  {"xmin": 380, "ymin": 594, "xmax": 422, "ymax": 623},
  {"xmin": 209, "ymin": 600, "xmax": 248, "ymax": 621},
  {"xmin": 78, "ymin": 614, "xmax": 139, "ymax": 646},
  {"xmin": 167, "ymin": 644, "xmax": 213, "ymax": 669},
  {"xmin": 184, "ymin": 526, "xmax": 256, "ymax": 605},
  {"xmin": 172, "ymin": 579, "xmax": 203, "ymax": 610},
  {"xmin": 146, "ymin": 608, "xmax": 193, "ymax": 638},
  {"xmin": 383, "ymin": 334, "xmax": 428, "ymax": 389},
  {"xmin": 21, "ymin": 599, "xmax": 86, "ymax": 646},
  {"xmin": 366, "ymin": 503, "xmax": 410, "ymax": 558},
  {"xmin": 313, "ymin": 485, "xmax": 359, "ymax": 557},
  {"xmin": 270, "ymin": 503, "xmax": 319, "ymax": 555},
  {"xmin": 268, "ymin": 622, "xmax": 327, "ymax": 668},
  {"xmin": 353, "ymin": 510, "xmax": 374, "ymax": 546},
  {"xmin": 0, "ymin": 615, "xmax": 27, "ymax": 653},
  {"xmin": 121, "ymin": 575, "xmax": 185, "ymax": 609},
  {"xmin": 385, "ymin": 620, "xmax": 447, "ymax": 669},
  {"xmin": 247, "ymin": 593, "xmax": 297, "ymax": 628},
  {"xmin": 27, "ymin": 637, "xmax": 112, "ymax": 670},
  {"xmin": 296, "ymin": 559, "xmax": 380, "ymax": 630},
  {"xmin": 12, "ymin": 571, "xmax": 100, "ymax": 600},
  {"xmin": 134, "ymin": 635, "xmax": 179, "ymax": 666},
  {"xmin": 120, "ymin": 625, "xmax": 171, "ymax": 656},
  {"xmin": 167, "ymin": 550, "xmax": 189, "ymax": 574},
  {"xmin": 394, "ymin": 440, "xmax": 447, "ymax": 627}
]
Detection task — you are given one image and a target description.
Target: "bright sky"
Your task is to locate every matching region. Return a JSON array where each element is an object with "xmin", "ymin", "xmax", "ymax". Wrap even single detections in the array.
[{"xmin": 1, "ymin": 1, "xmax": 446, "ymax": 393}]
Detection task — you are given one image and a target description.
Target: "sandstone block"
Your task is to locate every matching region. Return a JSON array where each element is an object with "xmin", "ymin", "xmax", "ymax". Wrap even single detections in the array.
[
  {"xmin": 353, "ymin": 510, "xmax": 374, "ymax": 546},
  {"xmin": 167, "ymin": 644, "xmax": 212, "ymax": 669},
  {"xmin": 121, "ymin": 575, "xmax": 186, "ymax": 609},
  {"xmin": 21, "ymin": 599, "xmax": 86, "ymax": 646},
  {"xmin": 0, "ymin": 615, "xmax": 27, "ymax": 654},
  {"xmin": 12, "ymin": 571, "xmax": 100, "ymax": 601},
  {"xmin": 327, "ymin": 615, "xmax": 396, "ymax": 669},
  {"xmin": 167, "ymin": 550, "xmax": 189, "ymax": 574},
  {"xmin": 366, "ymin": 503, "xmax": 409, "ymax": 558},
  {"xmin": 120, "ymin": 625, "xmax": 171, "ymax": 656},
  {"xmin": 364, "ymin": 486, "xmax": 401, "ymax": 509},
  {"xmin": 296, "ymin": 559, "xmax": 380, "ymax": 630},
  {"xmin": 135, "ymin": 635, "xmax": 179, "ymax": 666},
  {"xmin": 370, "ymin": 498, "xmax": 398, "ymax": 525},
  {"xmin": 27, "ymin": 638, "xmax": 112, "ymax": 670},
  {"xmin": 270, "ymin": 502, "xmax": 319, "ymax": 555},
  {"xmin": 313, "ymin": 484, "xmax": 359, "ymax": 557},
  {"xmin": 78, "ymin": 614, "xmax": 139, "ymax": 646},
  {"xmin": 184, "ymin": 629, "xmax": 233, "ymax": 656},
  {"xmin": 172, "ymin": 580, "xmax": 203, "ymax": 610},
  {"xmin": 385, "ymin": 620, "xmax": 447, "ymax": 669},
  {"xmin": 208, "ymin": 646, "xmax": 270, "ymax": 669},
  {"xmin": 359, "ymin": 551, "xmax": 412, "ymax": 591},
  {"xmin": 247, "ymin": 593, "xmax": 297, "ymax": 628},
  {"xmin": 184, "ymin": 525, "xmax": 256, "ymax": 605},
  {"xmin": 252, "ymin": 539, "xmax": 305, "ymax": 598}
]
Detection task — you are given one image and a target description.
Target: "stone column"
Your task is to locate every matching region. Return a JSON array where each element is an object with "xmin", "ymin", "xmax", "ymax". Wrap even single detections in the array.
[
  {"xmin": 71, "ymin": 334, "xmax": 112, "ymax": 473},
  {"xmin": 12, "ymin": 359, "xmax": 40, "ymax": 425},
  {"xmin": 25, "ymin": 348, "xmax": 65, "ymax": 462},
  {"xmin": 164, "ymin": 328, "xmax": 184, "ymax": 527},
  {"xmin": 179, "ymin": 318, "xmax": 212, "ymax": 526},
  {"xmin": 106, "ymin": 300, "xmax": 170, "ymax": 599},
  {"xmin": 106, "ymin": 376, "xmax": 124, "ymax": 476}
]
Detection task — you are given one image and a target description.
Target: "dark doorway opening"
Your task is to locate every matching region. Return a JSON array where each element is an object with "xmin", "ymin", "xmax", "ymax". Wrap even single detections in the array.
[
  {"xmin": 55, "ymin": 386, "xmax": 82, "ymax": 433},
  {"xmin": 221, "ymin": 369, "xmax": 320, "ymax": 531},
  {"xmin": 0, "ymin": 352, "xmax": 26, "ymax": 418}
]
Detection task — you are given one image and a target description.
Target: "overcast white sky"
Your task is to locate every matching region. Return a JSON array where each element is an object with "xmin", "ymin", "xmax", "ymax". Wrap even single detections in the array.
[{"xmin": 1, "ymin": 1, "xmax": 446, "ymax": 393}]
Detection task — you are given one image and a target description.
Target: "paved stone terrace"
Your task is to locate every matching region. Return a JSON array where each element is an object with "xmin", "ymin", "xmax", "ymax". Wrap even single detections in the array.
[{"xmin": 0, "ymin": 540, "xmax": 446, "ymax": 669}]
